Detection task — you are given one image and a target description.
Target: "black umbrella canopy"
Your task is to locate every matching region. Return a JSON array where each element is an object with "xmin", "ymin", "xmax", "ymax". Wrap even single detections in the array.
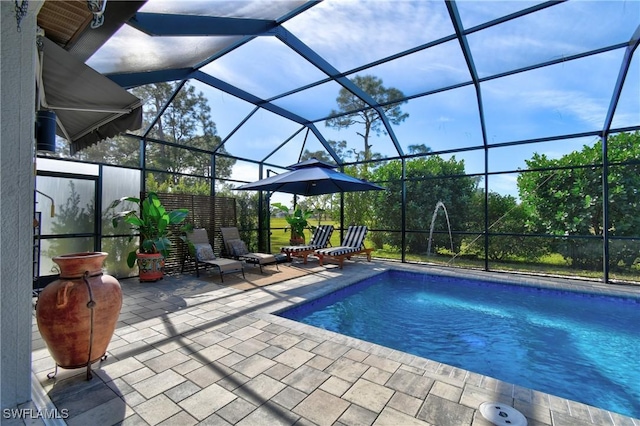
[
  {"xmin": 286, "ymin": 158, "xmax": 338, "ymax": 170},
  {"xmin": 236, "ymin": 158, "xmax": 385, "ymax": 196}
]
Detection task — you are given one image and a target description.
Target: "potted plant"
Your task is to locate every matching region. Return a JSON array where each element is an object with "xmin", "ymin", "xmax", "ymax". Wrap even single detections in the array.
[
  {"xmin": 109, "ymin": 192, "xmax": 188, "ymax": 281},
  {"xmin": 272, "ymin": 202, "xmax": 314, "ymax": 245}
]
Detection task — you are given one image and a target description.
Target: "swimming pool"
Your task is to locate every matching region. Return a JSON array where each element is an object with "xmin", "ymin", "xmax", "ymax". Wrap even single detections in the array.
[{"xmin": 278, "ymin": 270, "xmax": 640, "ymax": 419}]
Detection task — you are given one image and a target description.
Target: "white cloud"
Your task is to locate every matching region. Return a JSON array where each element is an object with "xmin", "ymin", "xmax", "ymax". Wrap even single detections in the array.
[
  {"xmin": 437, "ymin": 116, "xmax": 453, "ymax": 123},
  {"xmin": 230, "ymin": 161, "xmax": 259, "ymax": 183},
  {"xmin": 285, "ymin": 0, "xmax": 452, "ymax": 71},
  {"xmin": 488, "ymin": 174, "xmax": 520, "ymax": 200}
]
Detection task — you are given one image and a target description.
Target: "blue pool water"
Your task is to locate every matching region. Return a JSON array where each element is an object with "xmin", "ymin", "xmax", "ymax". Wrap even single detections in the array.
[{"xmin": 279, "ymin": 270, "xmax": 640, "ymax": 419}]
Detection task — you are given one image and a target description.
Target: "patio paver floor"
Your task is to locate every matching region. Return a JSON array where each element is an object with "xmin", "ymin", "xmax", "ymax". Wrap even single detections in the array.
[{"xmin": 22, "ymin": 259, "xmax": 640, "ymax": 426}]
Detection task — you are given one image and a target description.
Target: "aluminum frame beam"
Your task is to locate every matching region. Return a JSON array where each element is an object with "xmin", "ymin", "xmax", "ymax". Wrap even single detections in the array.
[
  {"xmin": 273, "ymin": 27, "xmax": 405, "ymax": 157},
  {"xmin": 129, "ymin": 13, "xmax": 277, "ymax": 36}
]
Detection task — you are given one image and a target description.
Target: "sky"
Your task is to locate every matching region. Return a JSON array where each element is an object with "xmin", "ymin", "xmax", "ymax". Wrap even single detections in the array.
[{"xmin": 87, "ymin": 0, "xmax": 640, "ymax": 206}]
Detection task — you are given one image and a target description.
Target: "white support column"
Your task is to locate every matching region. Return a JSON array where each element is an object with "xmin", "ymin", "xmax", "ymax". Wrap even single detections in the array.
[{"xmin": 1, "ymin": 0, "xmax": 43, "ymax": 410}]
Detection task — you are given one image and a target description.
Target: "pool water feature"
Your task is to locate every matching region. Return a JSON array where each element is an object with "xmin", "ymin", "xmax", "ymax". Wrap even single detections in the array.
[{"xmin": 278, "ymin": 270, "xmax": 640, "ymax": 419}]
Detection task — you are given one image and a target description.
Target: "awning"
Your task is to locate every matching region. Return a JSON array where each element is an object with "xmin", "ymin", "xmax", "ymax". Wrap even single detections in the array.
[{"xmin": 38, "ymin": 37, "xmax": 143, "ymax": 155}]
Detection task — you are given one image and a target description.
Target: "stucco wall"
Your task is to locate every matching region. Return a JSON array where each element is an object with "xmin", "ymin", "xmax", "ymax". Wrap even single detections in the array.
[{"xmin": 1, "ymin": 0, "xmax": 42, "ymax": 409}]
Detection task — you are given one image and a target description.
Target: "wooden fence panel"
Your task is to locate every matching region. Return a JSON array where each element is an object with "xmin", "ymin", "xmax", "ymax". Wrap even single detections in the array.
[{"xmin": 151, "ymin": 193, "xmax": 236, "ymax": 274}]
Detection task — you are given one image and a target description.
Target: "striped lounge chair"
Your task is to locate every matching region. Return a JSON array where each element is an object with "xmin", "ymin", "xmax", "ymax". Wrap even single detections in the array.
[
  {"xmin": 280, "ymin": 224, "xmax": 334, "ymax": 264},
  {"xmin": 315, "ymin": 225, "xmax": 373, "ymax": 269}
]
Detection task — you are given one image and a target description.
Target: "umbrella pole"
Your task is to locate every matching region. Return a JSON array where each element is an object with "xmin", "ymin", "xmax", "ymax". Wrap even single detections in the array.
[
  {"xmin": 340, "ymin": 192, "xmax": 345, "ymax": 241},
  {"xmin": 266, "ymin": 192, "xmax": 271, "ymax": 252}
]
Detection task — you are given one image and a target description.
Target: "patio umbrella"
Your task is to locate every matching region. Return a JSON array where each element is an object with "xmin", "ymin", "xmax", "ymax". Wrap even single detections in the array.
[{"xmin": 236, "ymin": 158, "xmax": 385, "ymax": 196}]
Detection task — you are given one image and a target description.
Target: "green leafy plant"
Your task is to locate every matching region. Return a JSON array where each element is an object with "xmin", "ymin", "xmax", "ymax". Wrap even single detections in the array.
[
  {"xmin": 109, "ymin": 192, "xmax": 189, "ymax": 267},
  {"xmin": 271, "ymin": 202, "xmax": 314, "ymax": 240}
]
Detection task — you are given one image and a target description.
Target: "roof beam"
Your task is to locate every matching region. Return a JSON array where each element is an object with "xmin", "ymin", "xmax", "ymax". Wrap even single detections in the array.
[
  {"xmin": 466, "ymin": 1, "xmax": 564, "ymax": 35},
  {"xmin": 216, "ymin": 107, "xmax": 259, "ymax": 153},
  {"xmin": 191, "ymin": 1, "xmax": 322, "ymax": 70},
  {"xmin": 602, "ymin": 25, "xmax": 640, "ymax": 134},
  {"xmin": 446, "ymin": 1, "xmax": 488, "ymax": 149},
  {"xmin": 260, "ymin": 125, "xmax": 345, "ymax": 167},
  {"xmin": 108, "ymin": 68, "xmax": 194, "ymax": 89},
  {"xmin": 262, "ymin": 127, "xmax": 307, "ymax": 163},
  {"xmin": 113, "ymin": 68, "xmax": 312, "ymax": 126},
  {"xmin": 274, "ymin": 27, "xmax": 404, "ymax": 157},
  {"xmin": 128, "ymin": 13, "xmax": 277, "ymax": 36},
  {"xmin": 191, "ymin": 70, "xmax": 312, "ymax": 125},
  {"xmin": 142, "ymin": 80, "xmax": 187, "ymax": 137},
  {"xmin": 306, "ymin": 123, "xmax": 342, "ymax": 164}
]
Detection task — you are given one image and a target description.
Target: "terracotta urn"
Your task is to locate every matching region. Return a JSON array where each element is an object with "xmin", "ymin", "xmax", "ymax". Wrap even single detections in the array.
[
  {"xmin": 36, "ymin": 252, "xmax": 122, "ymax": 379},
  {"xmin": 289, "ymin": 233, "xmax": 305, "ymax": 246}
]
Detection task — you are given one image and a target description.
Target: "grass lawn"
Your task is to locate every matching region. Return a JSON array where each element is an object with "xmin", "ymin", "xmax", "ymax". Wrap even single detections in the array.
[
  {"xmin": 269, "ymin": 217, "xmax": 378, "ymax": 250},
  {"xmin": 266, "ymin": 218, "xmax": 639, "ymax": 283},
  {"xmin": 269, "ymin": 217, "xmax": 342, "ymax": 249}
]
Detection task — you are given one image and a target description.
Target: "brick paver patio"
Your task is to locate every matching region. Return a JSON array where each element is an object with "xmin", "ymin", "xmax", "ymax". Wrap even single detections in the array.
[{"xmin": 16, "ymin": 259, "xmax": 640, "ymax": 425}]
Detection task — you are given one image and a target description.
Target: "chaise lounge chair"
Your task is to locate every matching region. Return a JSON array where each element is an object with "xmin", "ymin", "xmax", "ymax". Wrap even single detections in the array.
[
  {"xmin": 315, "ymin": 225, "xmax": 373, "ymax": 269},
  {"xmin": 280, "ymin": 224, "xmax": 334, "ymax": 264},
  {"xmin": 220, "ymin": 226, "xmax": 278, "ymax": 273},
  {"xmin": 182, "ymin": 228, "xmax": 245, "ymax": 282}
]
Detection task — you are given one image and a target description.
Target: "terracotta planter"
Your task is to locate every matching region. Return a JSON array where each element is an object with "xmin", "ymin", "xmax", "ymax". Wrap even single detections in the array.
[
  {"xmin": 136, "ymin": 252, "xmax": 164, "ymax": 282},
  {"xmin": 36, "ymin": 252, "xmax": 122, "ymax": 379},
  {"xmin": 289, "ymin": 235, "xmax": 305, "ymax": 246}
]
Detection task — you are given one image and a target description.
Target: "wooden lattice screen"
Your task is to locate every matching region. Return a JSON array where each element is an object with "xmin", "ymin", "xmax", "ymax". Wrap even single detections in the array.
[{"xmin": 150, "ymin": 193, "xmax": 237, "ymax": 274}]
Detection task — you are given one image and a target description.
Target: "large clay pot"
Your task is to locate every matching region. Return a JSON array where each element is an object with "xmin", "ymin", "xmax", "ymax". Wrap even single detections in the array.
[
  {"xmin": 136, "ymin": 252, "xmax": 164, "ymax": 282},
  {"xmin": 36, "ymin": 252, "xmax": 122, "ymax": 379},
  {"xmin": 289, "ymin": 234, "xmax": 305, "ymax": 246}
]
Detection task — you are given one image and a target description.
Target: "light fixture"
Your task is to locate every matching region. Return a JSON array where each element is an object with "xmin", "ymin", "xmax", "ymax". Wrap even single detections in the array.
[{"xmin": 35, "ymin": 110, "xmax": 56, "ymax": 153}]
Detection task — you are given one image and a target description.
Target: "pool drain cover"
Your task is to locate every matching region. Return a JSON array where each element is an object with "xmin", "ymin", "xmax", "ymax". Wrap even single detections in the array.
[{"xmin": 479, "ymin": 402, "xmax": 527, "ymax": 426}]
